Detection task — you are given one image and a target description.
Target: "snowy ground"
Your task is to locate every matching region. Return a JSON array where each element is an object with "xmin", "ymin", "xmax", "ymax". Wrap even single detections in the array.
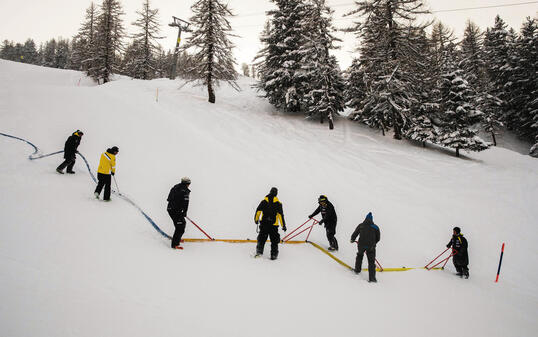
[{"xmin": 0, "ymin": 60, "xmax": 537, "ymax": 337}]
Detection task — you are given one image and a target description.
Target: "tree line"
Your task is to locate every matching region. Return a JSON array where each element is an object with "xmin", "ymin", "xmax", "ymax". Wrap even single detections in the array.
[
  {"xmin": 255, "ymin": 0, "xmax": 537, "ymax": 156},
  {"xmin": 0, "ymin": 0, "xmax": 201, "ymax": 82}
]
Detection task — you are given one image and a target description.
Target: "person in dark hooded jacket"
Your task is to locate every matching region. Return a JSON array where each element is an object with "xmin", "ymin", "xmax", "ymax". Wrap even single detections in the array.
[
  {"xmin": 56, "ymin": 130, "xmax": 83, "ymax": 174},
  {"xmin": 309, "ymin": 195, "xmax": 338, "ymax": 251},
  {"xmin": 254, "ymin": 187, "xmax": 287, "ymax": 260},
  {"xmin": 350, "ymin": 212, "xmax": 380, "ymax": 282},
  {"xmin": 167, "ymin": 177, "xmax": 191, "ymax": 249},
  {"xmin": 446, "ymin": 226, "xmax": 469, "ymax": 278}
]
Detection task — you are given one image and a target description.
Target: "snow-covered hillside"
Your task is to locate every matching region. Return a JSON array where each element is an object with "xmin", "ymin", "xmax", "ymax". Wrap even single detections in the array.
[{"xmin": 1, "ymin": 60, "xmax": 537, "ymax": 337}]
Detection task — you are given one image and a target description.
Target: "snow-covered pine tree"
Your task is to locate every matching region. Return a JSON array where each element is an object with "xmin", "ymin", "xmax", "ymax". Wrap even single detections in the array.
[
  {"xmin": 301, "ymin": 0, "xmax": 345, "ymax": 129},
  {"xmin": 404, "ymin": 27, "xmax": 439, "ymax": 147},
  {"xmin": 183, "ymin": 0, "xmax": 239, "ymax": 103},
  {"xmin": 345, "ymin": 0, "xmax": 430, "ymax": 139},
  {"xmin": 509, "ymin": 17, "xmax": 538, "ymax": 149},
  {"xmin": 182, "ymin": 0, "xmax": 238, "ymax": 103},
  {"xmin": 430, "ymin": 22, "xmax": 457, "ymax": 79},
  {"xmin": 484, "ymin": 16, "xmax": 511, "ymax": 104},
  {"xmin": 438, "ymin": 51, "xmax": 489, "ymax": 156},
  {"xmin": 127, "ymin": 0, "xmax": 163, "ymax": 80},
  {"xmin": 72, "ymin": 2, "xmax": 98, "ymax": 73},
  {"xmin": 344, "ymin": 58, "xmax": 367, "ymax": 117},
  {"xmin": 55, "ymin": 38, "xmax": 70, "ymax": 69},
  {"xmin": 461, "ymin": 20, "xmax": 486, "ymax": 89},
  {"xmin": 121, "ymin": 40, "xmax": 144, "ymax": 78},
  {"xmin": 22, "ymin": 39, "xmax": 39, "ymax": 64},
  {"xmin": 0, "ymin": 40, "xmax": 15, "ymax": 61},
  {"xmin": 461, "ymin": 20, "xmax": 503, "ymax": 146},
  {"xmin": 42, "ymin": 39, "xmax": 57, "ymax": 68},
  {"xmin": 91, "ymin": 0, "xmax": 125, "ymax": 83},
  {"xmin": 255, "ymin": 0, "xmax": 312, "ymax": 112}
]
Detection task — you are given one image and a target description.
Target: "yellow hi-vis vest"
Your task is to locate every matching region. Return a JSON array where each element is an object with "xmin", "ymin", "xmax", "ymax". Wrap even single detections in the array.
[{"xmin": 97, "ymin": 152, "xmax": 116, "ymax": 175}]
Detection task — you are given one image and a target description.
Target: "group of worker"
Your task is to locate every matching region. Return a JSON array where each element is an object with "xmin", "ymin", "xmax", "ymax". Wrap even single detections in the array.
[
  {"xmin": 56, "ymin": 130, "xmax": 470, "ymax": 282},
  {"xmin": 55, "ymin": 130, "xmax": 119, "ymax": 201}
]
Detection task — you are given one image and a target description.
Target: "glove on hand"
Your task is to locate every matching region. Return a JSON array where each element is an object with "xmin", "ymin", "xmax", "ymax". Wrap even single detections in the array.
[
  {"xmin": 350, "ymin": 240, "xmax": 355, "ymax": 243},
  {"xmin": 282, "ymin": 225, "xmax": 287, "ymax": 232},
  {"xmin": 255, "ymin": 220, "xmax": 259, "ymax": 225},
  {"xmin": 308, "ymin": 215, "xmax": 313, "ymax": 219},
  {"xmin": 111, "ymin": 172, "xmax": 115, "ymax": 176},
  {"xmin": 446, "ymin": 244, "xmax": 451, "ymax": 248}
]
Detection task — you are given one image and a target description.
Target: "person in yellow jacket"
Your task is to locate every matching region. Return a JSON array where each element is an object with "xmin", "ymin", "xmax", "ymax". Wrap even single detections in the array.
[
  {"xmin": 254, "ymin": 187, "xmax": 287, "ymax": 260},
  {"xmin": 94, "ymin": 146, "xmax": 119, "ymax": 201}
]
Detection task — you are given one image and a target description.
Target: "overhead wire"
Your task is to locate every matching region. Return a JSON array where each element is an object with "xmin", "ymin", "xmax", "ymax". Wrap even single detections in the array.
[{"xmin": 229, "ymin": 1, "xmax": 538, "ymax": 29}]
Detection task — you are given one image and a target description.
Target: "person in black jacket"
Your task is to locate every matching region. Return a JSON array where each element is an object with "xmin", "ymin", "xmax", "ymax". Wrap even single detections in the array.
[
  {"xmin": 56, "ymin": 130, "xmax": 83, "ymax": 174},
  {"xmin": 309, "ymin": 195, "xmax": 338, "ymax": 251},
  {"xmin": 254, "ymin": 187, "xmax": 287, "ymax": 260},
  {"xmin": 350, "ymin": 212, "xmax": 380, "ymax": 283},
  {"xmin": 167, "ymin": 177, "xmax": 191, "ymax": 250},
  {"xmin": 447, "ymin": 226, "xmax": 469, "ymax": 278}
]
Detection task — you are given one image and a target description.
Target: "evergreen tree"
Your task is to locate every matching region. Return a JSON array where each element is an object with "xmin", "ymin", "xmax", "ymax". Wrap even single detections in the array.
[
  {"xmin": 128, "ymin": 0, "xmax": 163, "ymax": 80},
  {"xmin": 1, "ymin": 40, "xmax": 16, "ymax": 61},
  {"xmin": 437, "ymin": 52, "xmax": 489, "ymax": 156},
  {"xmin": 72, "ymin": 2, "xmax": 99, "ymax": 72},
  {"xmin": 182, "ymin": 0, "xmax": 238, "ymax": 103},
  {"xmin": 301, "ymin": 0, "xmax": 345, "ymax": 129},
  {"xmin": 22, "ymin": 39, "xmax": 39, "ymax": 64},
  {"xmin": 510, "ymin": 17, "xmax": 538, "ymax": 146},
  {"xmin": 255, "ymin": 0, "xmax": 312, "ymax": 112},
  {"xmin": 55, "ymin": 38, "xmax": 71, "ymax": 69},
  {"xmin": 461, "ymin": 20, "xmax": 486, "ymax": 89},
  {"xmin": 461, "ymin": 20, "xmax": 503, "ymax": 145},
  {"xmin": 91, "ymin": 0, "xmax": 125, "ymax": 83},
  {"xmin": 345, "ymin": 0, "xmax": 430, "ymax": 139},
  {"xmin": 42, "ymin": 39, "xmax": 57, "ymax": 67},
  {"xmin": 484, "ymin": 16, "xmax": 511, "ymax": 103}
]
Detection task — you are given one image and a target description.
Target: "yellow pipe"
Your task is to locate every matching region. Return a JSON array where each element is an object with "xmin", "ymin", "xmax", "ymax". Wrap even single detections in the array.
[{"xmin": 308, "ymin": 241, "xmax": 443, "ymax": 272}]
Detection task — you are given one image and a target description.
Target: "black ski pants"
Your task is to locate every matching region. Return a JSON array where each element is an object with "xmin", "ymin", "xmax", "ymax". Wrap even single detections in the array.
[
  {"xmin": 256, "ymin": 223, "xmax": 280, "ymax": 255},
  {"xmin": 325, "ymin": 223, "xmax": 338, "ymax": 250},
  {"xmin": 453, "ymin": 253, "xmax": 469, "ymax": 275},
  {"xmin": 95, "ymin": 173, "xmax": 111, "ymax": 200},
  {"xmin": 57, "ymin": 156, "xmax": 76, "ymax": 172},
  {"xmin": 168, "ymin": 209, "xmax": 186, "ymax": 248},
  {"xmin": 355, "ymin": 246, "xmax": 377, "ymax": 281}
]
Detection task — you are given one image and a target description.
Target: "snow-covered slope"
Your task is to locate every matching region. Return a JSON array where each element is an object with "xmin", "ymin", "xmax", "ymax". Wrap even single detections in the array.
[{"xmin": 1, "ymin": 60, "xmax": 537, "ymax": 337}]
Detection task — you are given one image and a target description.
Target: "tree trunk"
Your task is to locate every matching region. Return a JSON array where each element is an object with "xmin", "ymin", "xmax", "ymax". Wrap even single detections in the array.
[
  {"xmin": 422, "ymin": 142, "xmax": 426, "ymax": 148},
  {"xmin": 491, "ymin": 131, "xmax": 497, "ymax": 146},
  {"xmin": 208, "ymin": 82, "xmax": 215, "ymax": 103},
  {"xmin": 456, "ymin": 148, "xmax": 460, "ymax": 157}
]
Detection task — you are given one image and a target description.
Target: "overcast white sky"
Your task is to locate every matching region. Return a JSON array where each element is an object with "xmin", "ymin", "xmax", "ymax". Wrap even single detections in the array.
[{"xmin": 0, "ymin": 0, "xmax": 537, "ymax": 69}]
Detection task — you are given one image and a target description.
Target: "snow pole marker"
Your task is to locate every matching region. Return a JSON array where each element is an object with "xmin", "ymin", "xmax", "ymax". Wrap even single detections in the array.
[
  {"xmin": 495, "ymin": 243, "xmax": 505, "ymax": 283},
  {"xmin": 156, "ymin": 88, "xmax": 159, "ymax": 102}
]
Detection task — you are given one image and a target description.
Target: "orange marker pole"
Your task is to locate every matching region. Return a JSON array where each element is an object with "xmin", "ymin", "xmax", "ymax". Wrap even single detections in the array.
[{"xmin": 495, "ymin": 243, "xmax": 505, "ymax": 283}]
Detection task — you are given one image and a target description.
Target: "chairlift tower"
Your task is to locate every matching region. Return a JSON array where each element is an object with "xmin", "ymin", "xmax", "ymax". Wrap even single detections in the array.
[{"xmin": 169, "ymin": 16, "xmax": 191, "ymax": 80}]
